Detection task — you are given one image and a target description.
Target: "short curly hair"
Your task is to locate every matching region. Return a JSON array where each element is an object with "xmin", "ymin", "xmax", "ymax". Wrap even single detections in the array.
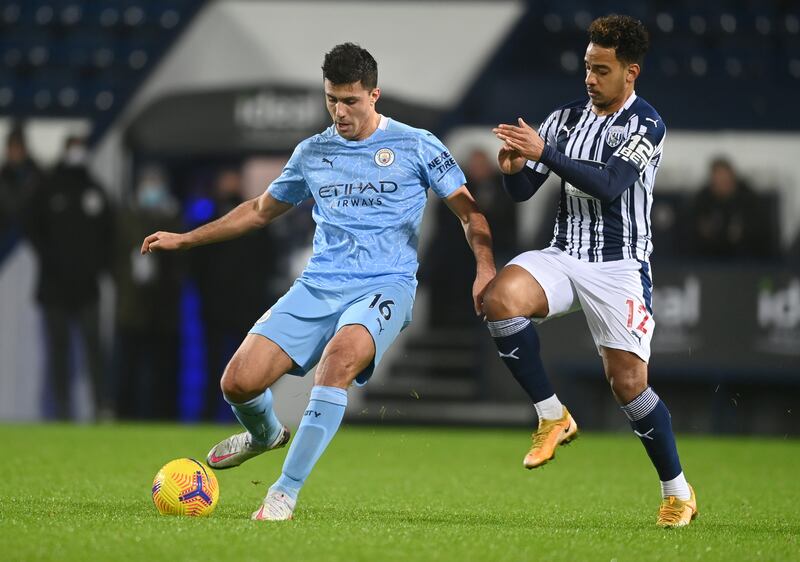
[
  {"xmin": 588, "ymin": 15, "xmax": 649, "ymax": 66},
  {"xmin": 322, "ymin": 43, "xmax": 378, "ymax": 89}
]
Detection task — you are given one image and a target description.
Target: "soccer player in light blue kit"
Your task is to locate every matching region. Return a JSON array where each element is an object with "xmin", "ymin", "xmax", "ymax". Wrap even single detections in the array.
[{"xmin": 141, "ymin": 43, "xmax": 495, "ymax": 521}]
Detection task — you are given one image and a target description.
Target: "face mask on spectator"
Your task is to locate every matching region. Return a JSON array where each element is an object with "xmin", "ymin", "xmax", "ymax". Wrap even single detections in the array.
[
  {"xmin": 64, "ymin": 145, "xmax": 87, "ymax": 167},
  {"xmin": 137, "ymin": 183, "xmax": 170, "ymax": 211}
]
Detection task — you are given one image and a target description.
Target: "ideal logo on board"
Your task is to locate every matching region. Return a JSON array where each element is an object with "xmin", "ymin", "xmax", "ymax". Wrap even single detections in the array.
[
  {"xmin": 756, "ymin": 278, "xmax": 800, "ymax": 356},
  {"xmin": 652, "ymin": 276, "xmax": 702, "ymax": 353}
]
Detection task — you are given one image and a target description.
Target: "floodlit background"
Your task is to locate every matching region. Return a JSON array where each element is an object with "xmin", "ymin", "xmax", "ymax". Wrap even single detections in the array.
[{"xmin": 0, "ymin": 0, "xmax": 798, "ymax": 434}]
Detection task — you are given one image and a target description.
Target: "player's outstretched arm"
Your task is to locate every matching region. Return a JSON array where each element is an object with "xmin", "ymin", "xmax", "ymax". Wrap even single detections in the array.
[
  {"xmin": 140, "ymin": 192, "xmax": 293, "ymax": 254},
  {"xmin": 444, "ymin": 186, "xmax": 496, "ymax": 316},
  {"xmin": 494, "ymin": 117, "xmax": 645, "ymax": 202}
]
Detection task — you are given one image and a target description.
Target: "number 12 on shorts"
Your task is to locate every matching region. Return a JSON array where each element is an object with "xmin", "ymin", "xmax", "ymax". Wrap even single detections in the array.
[{"xmin": 626, "ymin": 298, "xmax": 650, "ymax": 334}]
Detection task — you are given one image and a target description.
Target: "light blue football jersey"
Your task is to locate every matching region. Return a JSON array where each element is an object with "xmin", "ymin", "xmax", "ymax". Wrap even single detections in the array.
[{"xmin": 267, "ymin": 115, "xmax": 466, "ymax": 292}]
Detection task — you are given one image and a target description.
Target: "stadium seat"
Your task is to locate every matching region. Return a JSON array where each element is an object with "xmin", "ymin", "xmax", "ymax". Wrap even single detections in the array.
[{"xmin": 0, "ymin": 0, "xmax": 204, "ymax": 134}]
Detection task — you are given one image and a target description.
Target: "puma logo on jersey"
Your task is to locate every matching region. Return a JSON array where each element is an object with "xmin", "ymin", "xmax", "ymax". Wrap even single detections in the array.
[
  {"xmin": 498, "ymin": 347, "xmax": 520, "ymax": 360},
  {"xmin": 322, "ymin": 156, "xmax": 337, "ymax": 167},
  {"xmin": 560, "ymin": 125, "xmax": 575, "ymax": 136},
  {"xmin": 634, "ymin": 428, "xmax": 654, "ymax": 440},
  {"xmin": 645, "ymin": 117, "xmax": 659, "ymax": 127}
]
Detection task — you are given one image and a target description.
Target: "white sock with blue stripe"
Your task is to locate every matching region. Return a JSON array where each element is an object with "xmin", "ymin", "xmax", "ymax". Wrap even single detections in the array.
[{"xmin": 270, "ymin": 385, "xmax": 347, "ymax": 501}]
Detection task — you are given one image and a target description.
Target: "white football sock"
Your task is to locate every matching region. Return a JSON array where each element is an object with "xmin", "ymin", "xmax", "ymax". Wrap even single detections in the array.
[
  {"xmin": 660, "ymin": 471, "xmax": 691, "ymax": 500},
  {"xmin": 534, "ymin": 394, "xmax": 564, "ymax": 421}
]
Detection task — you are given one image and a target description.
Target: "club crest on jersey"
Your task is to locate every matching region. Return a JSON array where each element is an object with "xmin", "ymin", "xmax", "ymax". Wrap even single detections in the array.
[
  {"xmin": 374, "ymin": 148, "xmax": 395, "ymax": 167},
  {"xmin": 606, "ymin": 126, "xmax": 626, "ymax": 148}
]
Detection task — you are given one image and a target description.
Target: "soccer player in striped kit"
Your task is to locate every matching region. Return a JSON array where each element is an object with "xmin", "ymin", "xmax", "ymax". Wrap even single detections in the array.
[{"xmin": 486, "ymin": 14, "xmax": 697, "ymax": 527}]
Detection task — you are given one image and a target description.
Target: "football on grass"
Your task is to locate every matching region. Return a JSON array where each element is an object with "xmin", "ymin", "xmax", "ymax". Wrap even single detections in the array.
[{"xmin": 152, "ymin": 458, "xmax": 219, "ymax": 516}]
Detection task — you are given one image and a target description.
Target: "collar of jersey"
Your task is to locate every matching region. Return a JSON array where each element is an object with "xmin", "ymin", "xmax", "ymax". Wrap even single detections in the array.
[
  {"xmin": 585, "ymin": 90, "xmax": 637, "ymax": 116},
  {"xmin": 331, "ymin": 114, "xmax": 390, "ymax": 145}
]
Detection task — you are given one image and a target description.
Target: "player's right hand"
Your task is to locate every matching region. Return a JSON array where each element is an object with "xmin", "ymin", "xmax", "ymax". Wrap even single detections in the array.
[
  {"xmin": 140, "ymin": 231, "xmax": 186, "ymax": 254},
  {"xmin": 497, "ymin": 144, "xmax": 526, "ymax": 175}
]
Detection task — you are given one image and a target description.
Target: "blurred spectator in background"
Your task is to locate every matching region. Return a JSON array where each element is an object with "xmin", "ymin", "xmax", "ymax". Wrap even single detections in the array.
[
  {"xmin": 0, "ymin": 124, "xmax": 42, "ymax": 259},
  {"xmin": 114, "ymin": 165, "xmax": 183, "ymax": 419},
  {"xmin": 466, "ymin": 148, "xmax": 518, "ymax": 262},
  {"xmin": 422, "ymin": 148, "xmax": 515, "ymax": 328},
  {"xmin": 25, "ymin": 136, "xmax": 114, "ymax": 420},
  {"xmin": 192, "ymin": 168, "xmax": 279, "ymax": 420},
  {"xmin": 687, "ymin": 157, "xmax": 780, "ymax": 260},
  {"xmin": 270, "ymin": 196, "xmax": 316, "ymax": 280}
]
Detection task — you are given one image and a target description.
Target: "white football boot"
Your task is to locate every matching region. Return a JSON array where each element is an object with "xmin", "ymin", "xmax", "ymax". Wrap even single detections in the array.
[
  {"xmin": 251, "ymin": 489, "xmax": 296, "ymax": 521},
  {"xmin": 206, "ymin": 426, "xmax": 290, "ymax": 469}
]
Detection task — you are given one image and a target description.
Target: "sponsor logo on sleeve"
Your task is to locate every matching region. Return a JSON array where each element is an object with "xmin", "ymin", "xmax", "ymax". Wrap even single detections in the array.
[
  {"xmin": 426, "ymin": 150, "xmax": 457, "ymax": 178},
  {"xmin": 616, "ymin": 134, "xmax": 655, "ymax": 172}
]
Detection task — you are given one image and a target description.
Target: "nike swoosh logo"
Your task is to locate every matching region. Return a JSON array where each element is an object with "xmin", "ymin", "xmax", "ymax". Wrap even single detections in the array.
[
  {"xmin": 253, "ymin": 505, "xmax": 266, "ymax": 520},
  {"xmin": 209, "ymin": 452, "xmax": 237, "ymax": 463}
]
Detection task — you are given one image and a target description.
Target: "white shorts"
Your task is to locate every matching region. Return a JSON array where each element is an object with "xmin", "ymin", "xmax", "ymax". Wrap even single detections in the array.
[{"xmin": 507, "ymin": 247, "xmax": 655, "ymax": 362}]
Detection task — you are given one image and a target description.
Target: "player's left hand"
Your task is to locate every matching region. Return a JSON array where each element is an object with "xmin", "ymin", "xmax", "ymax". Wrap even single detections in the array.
[
  {"xmin": 472, "ymin": 268, "xmax": 496, "ymax": 316},
  {"xmin": 493, "ymin": 118, "xmax": 545, "ymax": 162}
]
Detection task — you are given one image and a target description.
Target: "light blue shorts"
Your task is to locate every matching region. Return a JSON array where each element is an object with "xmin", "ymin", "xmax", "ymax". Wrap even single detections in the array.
[{"xmin": 249, "ymin": 279, "xmax": 414, "ymax": 385}]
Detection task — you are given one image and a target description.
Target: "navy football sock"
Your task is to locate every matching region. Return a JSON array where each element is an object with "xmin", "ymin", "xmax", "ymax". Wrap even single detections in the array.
[
  {"xmin": 621, "ymin": 387, "xmax": 683, "ymax": 481},
  {"xmin": 487, "ymin": 317, "xmax": 555, "ymax": 404}
]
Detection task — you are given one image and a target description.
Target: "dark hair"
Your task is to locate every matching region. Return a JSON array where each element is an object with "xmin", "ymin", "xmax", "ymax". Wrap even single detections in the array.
[
  {"xmin": 710, "ymin": 156, "xmax": 734, "ymax": 173},
  {"xmin": 588, "ymin": 15, "xmax": 649, "ymax": 66},
  {"xmin": 322, "ymin": 43, "xmax": 378, "ymax": 89}
]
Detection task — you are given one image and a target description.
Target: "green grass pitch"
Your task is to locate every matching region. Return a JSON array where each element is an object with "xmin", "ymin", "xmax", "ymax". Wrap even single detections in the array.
[{"xmin": 1, "ymin": 424, "xmax": 798, "ymax": 561}]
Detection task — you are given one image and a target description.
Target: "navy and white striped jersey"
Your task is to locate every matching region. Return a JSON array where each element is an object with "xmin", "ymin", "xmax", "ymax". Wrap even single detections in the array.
[{"xmin": 528, "ymin": 92, "xmax": 665, "ymax": 262}]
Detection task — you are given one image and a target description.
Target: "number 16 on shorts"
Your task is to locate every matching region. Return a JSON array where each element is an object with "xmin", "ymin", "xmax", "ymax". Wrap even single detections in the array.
[{"xmin": 369, "ymin": 293, "xmax": 395, "ymax": 332}]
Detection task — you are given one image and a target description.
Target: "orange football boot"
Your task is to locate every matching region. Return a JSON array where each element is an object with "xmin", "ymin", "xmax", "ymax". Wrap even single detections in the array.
[
  {"xmin": 523, "ymin": 406, "xmax": 579, "ymax": 469},
  {"xmin": 657, "ymin": 484, "xmax": 698, "ymax": 528}
]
